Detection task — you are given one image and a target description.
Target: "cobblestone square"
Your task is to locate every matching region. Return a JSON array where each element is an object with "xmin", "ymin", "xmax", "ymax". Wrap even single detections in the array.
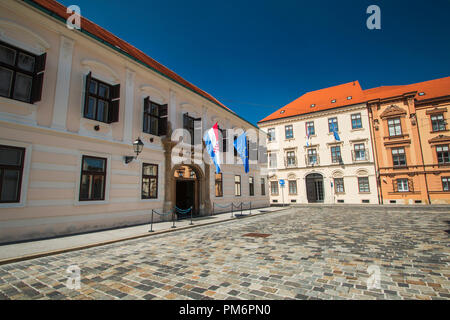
[{"xmin": 0, "ymin": 206, "xmax": 449, "ymax": 300}]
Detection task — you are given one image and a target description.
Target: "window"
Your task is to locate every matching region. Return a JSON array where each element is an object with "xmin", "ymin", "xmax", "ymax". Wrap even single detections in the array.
[
  {"xmin": 328, "ymin": 117, "xmax": 338, "ymax": 133},
  {"xmin": 392, "ymin": 147, "xmax": 407, "ymax": 167},
  {"xmin": 431, "ymin": 114, "xmax": 446, "ymax": 132},
  {"xmin": 261, "ymin": 178, "xmax": 266, "ymax": 195},
  {"xmin": 249, "ymin": 177, "xmax": 254, "ymax": 196},
  {"xmin": 286, "ymin": 150, "xmax": 296, "ymax": 167},
  {"xmin": 267, "ymin": 128, "xmax": 275, "ymax": 142},
  {"xmin": 358, "ymin": 177, "xmax": 370, "ymax": 193},
  {"xmin": 442, "ymin": 177, "xmax": 450, "ymax": 191},
  {"xmin": 183, "ymin": 113, "xmax": 201, "ymax": 145},
  {"xmin": 331, "ymin": 146, "xmax": 342, "ymax": 163},
  {"xmin": 288, "ymin": 180, "xmax": 297, "ymax": 195},
  {"xmin": 0, "ymin": 41, "xmax": 46, "ymax": 103},
  {"xmin": 269, "ymin": 153, "xmax": 277, "ymax": 168},
  {"xmin": 436, "ymin": 145, "xmax": 450, "ymax": 164},
  {"xmin": 306, "ymin": 121, "xmax": 315, "ymax": 136},
  {"xmin": 142, "ymin": 163, "xmax": 158, "ymax": 199},
  {"xmin": 351, "ymin": 113, "xmax": 362, "ymax": 129},
  {"xmin": 79, "ymin": 156, "xmax": 107, "ymax": 201},
  {"xmin": 219, "ymin": 127, "xmax": 227, "ymax": 153},
  {"xmin": 0, "ymin": 145, "xmax": 25, "ymax": 203},
  {"xmin": 354, "ymin": 143, "xmax": 366, "ymax": 161},
  {"xmin": 84, "ymin": 72, "xmax": 120, "ymax": 123},
  {"xmin": 215, "ymin": 173, "xmax": 223, "ymax": 197},
  {"xmin": 387, "ymin": 118, "xmax": 402, "ymax": 137},
  {"xmin": 307, "ymin": 148, "xmax": 317, "ymax": 165},
  {"xmin": 234, "ymin": 175, "xmax": 241, "ymax": 196},
  {"xmin": 270, "ymin": 181, "xmax": 279, "ymax": 195},
  {"xmin": 334, "ymin": 178, "xmax": 344, "ymax": 193},
  {"xmin": 285, "ymin": 125, "xmax": 293, "ymax": 139},
  {"xmin": 396, "ymin": 179, "xmax": 409, "ymax": 192},
  {"xmin": 143, "ymin": 98, "xmax": 168, "ymax": 136}
]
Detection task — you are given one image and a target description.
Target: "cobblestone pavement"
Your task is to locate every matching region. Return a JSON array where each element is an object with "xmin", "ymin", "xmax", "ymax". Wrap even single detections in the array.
[{"xmin": 0, "ymin": 206, "xmax": 449, "ymax": 300}]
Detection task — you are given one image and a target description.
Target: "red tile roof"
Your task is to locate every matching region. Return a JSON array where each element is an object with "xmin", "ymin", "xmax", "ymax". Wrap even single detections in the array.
[
  {"xmin": 25, "ymin": 0, "xmax": 234, "ymax": 113},
  {"xmin": 259, "ymin": 76, "xmax": 450, "ymax": 123}
]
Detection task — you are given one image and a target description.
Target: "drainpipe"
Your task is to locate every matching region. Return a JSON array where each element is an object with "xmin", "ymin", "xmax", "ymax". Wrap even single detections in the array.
[
  {"xmin": 411, "ymin": 109, "xmax": 431, "ymax": 205},
  {"xmin": 368, "ymin": 105, "xmax": 383, "ymax": 205}
]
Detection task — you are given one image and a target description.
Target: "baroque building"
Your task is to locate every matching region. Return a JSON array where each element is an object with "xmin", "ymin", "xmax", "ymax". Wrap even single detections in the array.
[{"xmin": 0, "ymin": 0, "xmax": 269, "ymax": 243}]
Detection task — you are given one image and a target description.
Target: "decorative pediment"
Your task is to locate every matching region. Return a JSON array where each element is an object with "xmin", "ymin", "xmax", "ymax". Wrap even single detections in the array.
[
  {"xmin": 429, "ymin": 134, "xmax": 450, "ymax": 144},
  {"xmin": 380, "ymin": 105, "xmax": 407, "ymax": 119},
  {"xmin": 426, "ymin": 107, "xmax": 447, "ymax": 115}
]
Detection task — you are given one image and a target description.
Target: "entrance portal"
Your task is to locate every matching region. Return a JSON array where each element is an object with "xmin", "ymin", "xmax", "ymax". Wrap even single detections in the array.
[
  {"xmin": 305, "ymin": 173, "xmax": 324, "ymax": 203},
  {"xmin": 174, "ymin": 165, "xmax": 199, "ymax": 215}
]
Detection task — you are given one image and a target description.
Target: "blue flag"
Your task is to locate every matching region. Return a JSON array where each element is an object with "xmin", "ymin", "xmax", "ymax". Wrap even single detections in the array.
[
  {"xmin": 234, "ymin": 132, "xmax": 249, "ymax": 173},
  {"xmin": 331, "ymin": 122, "xmax": 340, "ymax": 141}
]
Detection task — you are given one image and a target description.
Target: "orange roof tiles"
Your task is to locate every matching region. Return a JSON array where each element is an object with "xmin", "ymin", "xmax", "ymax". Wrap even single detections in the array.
[
  {"xmin": 26, "ymin": 0, "xmax": 234, "ymax": 114},
  {"xmin": 259, "ymin": 76, "xmax": 450, "ymax": 123}
]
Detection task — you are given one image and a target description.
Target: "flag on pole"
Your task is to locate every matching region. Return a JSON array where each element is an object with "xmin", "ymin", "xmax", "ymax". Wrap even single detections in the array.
[
  {"xmin": 331, "ymin": 122, "xmax": 341, "ymax": 141},
  {"xmin": 234, "ymin": 132, "xmax": 249, "ymax": 173},
  {"xmin": 203, "ymin": 122, "xmax": 221, "ymax": 173}
]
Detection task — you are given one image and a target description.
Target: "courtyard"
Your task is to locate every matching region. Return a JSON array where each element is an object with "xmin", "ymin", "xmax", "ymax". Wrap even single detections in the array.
[{"xmin": 0, "ymin": 205, "xmax": 449, "ymax": 300}]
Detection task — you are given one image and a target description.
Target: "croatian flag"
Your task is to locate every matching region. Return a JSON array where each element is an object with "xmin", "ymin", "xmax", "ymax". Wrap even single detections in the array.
[{"xmin": 203, "ymin": 122, "xmax": 221, "ymax": 173}]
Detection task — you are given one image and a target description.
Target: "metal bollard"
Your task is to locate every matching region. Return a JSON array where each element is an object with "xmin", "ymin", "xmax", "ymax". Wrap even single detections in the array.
[
  {"xmin": 231, "ymin": 203, "xmax": 234, "ymax": 218},
  {"xmin": 250, "ymin": 202, "xmax": 252, "ymax": 215},
  {"xmin": 212, "ymin": 203, "xmax": 214, "ymax": 216},
  {"xmin": 171, "ymin": 209, "xmax": 176, "ymax": 228},
  {"xmin": 149, "ymin": 209, "xmax": 154, "ymax": 232},
  {"xmin": 241, "ymin": 202, "xmax": 243, "ymax": 215},
  {"xmin": 190, "ymin": 207, "xmax": 194, "ymax": 225}
]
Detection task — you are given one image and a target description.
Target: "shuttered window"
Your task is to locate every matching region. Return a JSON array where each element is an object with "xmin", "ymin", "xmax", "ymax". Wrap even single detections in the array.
[
  {"xmin": 143, "ymin": 97, "xmax": 168, "ymax": 136},
  {"xmin": 83, "ymin": 72, "xmax": 120, "ymax": 123},
  {"xmin": 0, "ymin": 40, "xmax": 46, "ymax": 104}
]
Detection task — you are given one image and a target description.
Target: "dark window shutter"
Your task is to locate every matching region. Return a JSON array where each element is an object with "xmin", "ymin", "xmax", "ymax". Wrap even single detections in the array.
[
  {"xmin": 158, "ymin": 104, "xmax": 168, "ymax": 136},
  {"xmin": 108, "ymin": 100, "xmax": 120, "ymax": 123},
  {"xmin": 183, "ymin": 113, "xmax": 188, "ymax": 129},
  {"xmin": 30, "ymin": 52, "xmax": 47, "ymax": 103},
  {"xmin": 111, "ymin": 83, "xmax": 120, "ymax": 100},
  {"xmin": 31, "ymin": 72, "xmax": 44, "ymax": 103},
  {"xmin": 84, "ymin": 72, "xmax": 92, "ymax": 116},
  {"xmin": 143, "ymin": 97, "xmax": 150, "ymax": 132},
  {"xmin": 108, "ymin": 83, "xmax": 120, "ymax": 123},
  {"xmin": 234, "ymin": 136, "xmax": 237, "ymax": 157},
  {"xmin": 222, "ymin": 129, "xmax": 227, "ymax": 153},
  {"xmin": 34, "ymin": 52, "xmax": 47, "ymax": 74}
]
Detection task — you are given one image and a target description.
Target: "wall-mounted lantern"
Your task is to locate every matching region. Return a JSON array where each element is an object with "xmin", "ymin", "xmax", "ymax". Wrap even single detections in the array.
[{"xmin": 124, "ymin": 137, "xmax": 144, "ymax": 164}]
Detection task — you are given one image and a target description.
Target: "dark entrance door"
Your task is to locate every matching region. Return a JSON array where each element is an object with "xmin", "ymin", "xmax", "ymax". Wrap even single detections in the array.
[
  {"xmin": 306, "ymin": 173, "xmax": 324, "ymax": 203},
  {"xmin": 176, "ymin": 180, "xmax": 195, "ymax": 211}
]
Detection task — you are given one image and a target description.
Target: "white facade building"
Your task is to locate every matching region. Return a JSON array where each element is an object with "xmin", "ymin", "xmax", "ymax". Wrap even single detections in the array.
[{"xmin": 258, "ymin": 82, "xmax": 379, "ymax": 205}]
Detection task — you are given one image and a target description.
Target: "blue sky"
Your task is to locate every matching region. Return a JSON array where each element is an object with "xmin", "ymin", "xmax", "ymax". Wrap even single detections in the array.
[{"xmin": 59, "ymin": 0, "xmax": 450, "ymax": 125}]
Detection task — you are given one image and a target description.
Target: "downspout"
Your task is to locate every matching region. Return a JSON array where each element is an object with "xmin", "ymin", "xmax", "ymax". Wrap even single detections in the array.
[
  {"xmin": 412, "ymin": 108, "xmax": 431, "ymax": 205},
  {"xmin": 368, "ymin": 104, "xmax": 383, "ymax": 204}
]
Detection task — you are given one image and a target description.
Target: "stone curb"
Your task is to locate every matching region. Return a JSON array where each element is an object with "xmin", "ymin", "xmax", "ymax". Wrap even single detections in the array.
[{"xmin": 0, "ymin": 207, "xmax": 292, "ymax": 266}]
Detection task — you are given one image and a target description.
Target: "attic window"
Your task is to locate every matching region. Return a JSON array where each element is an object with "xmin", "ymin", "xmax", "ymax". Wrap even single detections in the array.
[
  {"xmin": 311, "ymin": 104, "xmax": 315, "ymax": 108},
  {"xmin": 418, "ymin": 92, "xmax": 425, "ymax": 96},
  {"xmin": 331, "ymin": 99, "xmax": 336, "ymax": 103},
  {"xmin": 280, "ymin": 110, "xmax": 285, "ymax": 114},
  {"xmin": 347, "ymin": 96, "xmax": 352, "ymax": 100}
]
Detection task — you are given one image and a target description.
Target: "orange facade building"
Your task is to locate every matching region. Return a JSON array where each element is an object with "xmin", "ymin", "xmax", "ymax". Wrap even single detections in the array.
[{"xmin": 367, "ymin": 77, "xmax": 450, "ymax": 204}]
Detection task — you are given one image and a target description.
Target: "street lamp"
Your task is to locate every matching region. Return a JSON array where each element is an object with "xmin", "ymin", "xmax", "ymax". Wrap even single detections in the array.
[{"xmin": 124, "ymin": 137, "xmax": 144, "ymax": 164}]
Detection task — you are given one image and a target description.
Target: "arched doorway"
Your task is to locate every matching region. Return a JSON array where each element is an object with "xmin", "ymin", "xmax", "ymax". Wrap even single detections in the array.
[
  {"xmin": 173, "ymin": 165, "xmax": 200, "ymax": 215},
  {"xmin": 305, "ymin": 173, "xmax": 324, "ymax": 203}
]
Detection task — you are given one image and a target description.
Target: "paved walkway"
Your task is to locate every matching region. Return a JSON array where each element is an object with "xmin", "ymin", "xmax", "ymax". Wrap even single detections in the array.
[
  {"xmin": 0, "ymin": 206, "xmax": 285, "ymax": 263},
  {"xmin": 0, "ymin": 205, "xmax": 449, "ymax": 300}
]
